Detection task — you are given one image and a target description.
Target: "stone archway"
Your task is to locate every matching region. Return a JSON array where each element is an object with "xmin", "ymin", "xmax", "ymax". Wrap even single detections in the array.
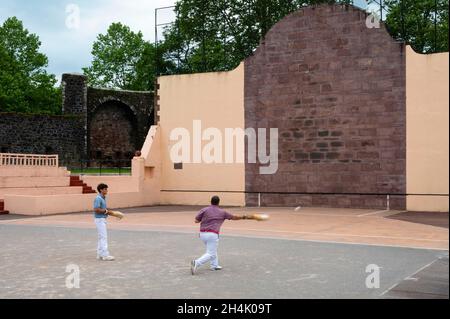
[
  {"xmin": 60, "ymin": 75, "xmax": 154, "ymax": 165},
  {"xmin": 89, "ymin": 100, "xmax": 138, "ymax": 167}
]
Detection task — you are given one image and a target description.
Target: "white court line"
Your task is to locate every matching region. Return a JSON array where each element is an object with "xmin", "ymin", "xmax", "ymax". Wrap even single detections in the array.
[
  {"xmin": 357, "ymin": 210, "xmax": 389, "ymax": 217},
  {"xmin": 290, "ymin": 212, "xmax": 370, "ymax": 217},
  {"xmin": 311, "ymin": 211, "xmax": 405, "ymax": 218},
  {"xmin": 1, "ymin": 219, "xmax": 448, "ymax": 251},
  {"xmin": 379, "ymin": 258, "xmax": 441, "ymax": 296},
  {"xmin": 0, "ymin": 219, "xmax": 38, "ymax": 225},
  {"xmin": 0, "ymin": 219, "xmax": 94, "ymax": 226},
  {"xmin": 221, "ymin": 233, "xmax": 448, "ymax": 251},
  {"xmin": 0, "ymin": 207, "xmax": 402, "ymax": 221},
  {"xmin": 2, "ymin": 218, "xmax": 448, "ymax": 243},
  {"xmin": 223, "ymin": 226, "xmax": 448, "ymax": 243},
  {"xmin": 0, "ymin": 219, "xmax": 197, "ymax": 229},
  {"xmin": 12, "ymin": 223, "xmax": 449, "ymax": 251}
]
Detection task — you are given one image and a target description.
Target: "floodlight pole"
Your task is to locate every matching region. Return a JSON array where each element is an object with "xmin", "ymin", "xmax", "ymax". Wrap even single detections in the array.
[{"xmin": 154, "ymin": 5, "xmax": 176, "ymax": 76}]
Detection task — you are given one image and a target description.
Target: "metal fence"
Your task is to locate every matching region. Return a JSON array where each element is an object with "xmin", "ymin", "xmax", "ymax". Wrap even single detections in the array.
[
  {"xmin": 67, "ymin": 159, "xmax": 132, "ymax": 176},
  {"xmin": 0, "ymin": 153, "xmax": 58, "ymax": 167}
]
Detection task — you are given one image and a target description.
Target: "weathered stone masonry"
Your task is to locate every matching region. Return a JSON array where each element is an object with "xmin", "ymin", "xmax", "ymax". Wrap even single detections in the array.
[
  {"xmin": 87, "ymin": 87, "xmax": 153, "ymax": 165},
  {"xmin": 245, "ymin": 5, "xmax": 406, "ymax": 209},
  {"xmin": 62, "ymin": 73, "xmax": 153, "ymax": 165},
  {"xmin": 0, "ymin": 113, "xmax": 85, "ymax": 165},
  {"xmin": 0, "ymin": 74, "xmax": 154, "ymax": 166}
]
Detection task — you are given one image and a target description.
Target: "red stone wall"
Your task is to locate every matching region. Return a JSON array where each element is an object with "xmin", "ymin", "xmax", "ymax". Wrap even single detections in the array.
[
  {"xmin": 244, "ymin": 5, "xmax": 406, "ymax": 209},
  {"xmin": 89, "ymin": 101, "xmax": 138, "ymax": 166}
]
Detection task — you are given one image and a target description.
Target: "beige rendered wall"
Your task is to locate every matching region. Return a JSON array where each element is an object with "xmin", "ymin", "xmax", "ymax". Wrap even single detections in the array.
[
  {"xmin": 0, "ymin": 177, "xmax": 70, "ymax": 188},
  {"xmin": 2, "ymin": 128, "xmax": 162, "ymax": 215},
  {"xmin": 4, "ymin": 156, "xmax": 161, "ymax": 215},
  {"xmin": 158, "ymin": 63, "xmax": 245, "ymax": 206},
  {"xmin": 406, "ymin": 46, "xmax": 449, "ymax": 212},
  {"xmin": 0, "ymin": 187, "xmax": 82, "ymax": 200},
  {"xmin": 81, "ymin": 176, "xmax": 139, "ymax": 193},
  {"xmin": 0, "ymin": 166, "xmax": 69, "ymax": 177},
  {"xmin": 4, "ymin": 192, "xmax": 149, "ymax": 216}
]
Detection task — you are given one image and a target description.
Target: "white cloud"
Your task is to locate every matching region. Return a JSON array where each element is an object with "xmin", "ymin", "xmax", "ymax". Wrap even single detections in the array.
[
  {"xmin": 73, "ymin": 0, "xmax": 176, "ymax": 42},
  {"xmin": 1, "ymin": 0, "xmax": 176, "ymax": 77},
  {"xmin": 54, "ymin": 0, "xmax": 176, "ymax": 77},
  {"xmin": 0, "ymin": 0, "xmax": 380, "ymax": 79}
]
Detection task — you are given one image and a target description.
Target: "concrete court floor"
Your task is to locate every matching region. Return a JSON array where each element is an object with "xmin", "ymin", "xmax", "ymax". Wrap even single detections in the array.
[{"xmin": 0, "ymin": 206, "xmax": 448, "ymax": 299}]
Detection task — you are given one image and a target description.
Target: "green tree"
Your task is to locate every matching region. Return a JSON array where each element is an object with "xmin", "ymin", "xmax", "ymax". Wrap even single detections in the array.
[
  {"xmin": 136, "ymin": 41, "xmax": 176, "ymax": 89},
  {"xmin": 84, "ymin": 23, "xmax": 160, "ymax": 91},
  {"xmin": 0, "ymin": 17, "xmax": 61, "ymax": 114},
  {"xmin": 381, "ymin": 0, "xmax": 449, "ymax": 53},
  {"xmin": 160, "ymin": 0, "xmax": 352, "ymax": 74}
]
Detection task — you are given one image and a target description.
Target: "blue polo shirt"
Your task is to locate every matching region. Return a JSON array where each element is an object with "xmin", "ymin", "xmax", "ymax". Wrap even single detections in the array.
[{"xmin": 94, "ymin": 194, "xmax": 108, "ymax": 219}]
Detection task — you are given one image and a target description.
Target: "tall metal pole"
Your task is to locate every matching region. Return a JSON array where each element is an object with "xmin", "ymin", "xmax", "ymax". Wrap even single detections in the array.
[
  {"xmin": 154, "ymin": 6, "xmax": 176, "ymax": 76},
  {"xmin": 201, "ymin": 1, "xmax": 207, "ymax": 72},
  {"xmin": 380, "ymin": 0, "xmax": 383, "ymax": 21},
  {"xmin": 434, "ymin": 0, "xmax": 438, "ymax": 52},
  {"xmin": 155, "ymin": 8, "xmax": 158, "ymax": 76},
  {"xmin": 401, "ymin": 0, "xmax": 405, "ymax": 41}
]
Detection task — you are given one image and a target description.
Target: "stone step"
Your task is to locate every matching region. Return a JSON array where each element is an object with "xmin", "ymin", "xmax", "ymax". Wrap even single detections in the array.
[
  {"xmin": 0, "ymin": 186, "xmax": 83, "ymax": 199},
  {"xmin": 70, "ymin": 180, "xmax": 84, "ymax": 186},
  {"xmin": 0, "ymin": 177, "xmax": 70, "ymax": 188},
  {"xmin": 71, "ymin": 175, "xmax": 96, "ymax": 194},
  {"xmin": 0, "ymin": 166, "xmax": 70, "ymax": 177},
  {"xmin": 0, "ymin": 200, "xmax": 8, "ymax": 215}
]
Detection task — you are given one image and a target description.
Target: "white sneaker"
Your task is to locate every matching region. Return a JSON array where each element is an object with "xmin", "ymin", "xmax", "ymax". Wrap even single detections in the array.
[
  {"xmin": 211, "ymin": 266, "xmax": 223, "ymax": 271},
  {"xmin": 100, "ymin": 255, "xmax": 115, "ymax": 261},
  {"xmin": 191, "ymin": 260, "xmax": 197, "ymax": 275}
]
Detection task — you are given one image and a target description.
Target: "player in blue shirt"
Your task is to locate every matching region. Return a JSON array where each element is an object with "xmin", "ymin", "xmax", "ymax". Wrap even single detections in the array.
[{"xmin": 94, "ymin": 183, "xmax": 115, "ymax": 261}]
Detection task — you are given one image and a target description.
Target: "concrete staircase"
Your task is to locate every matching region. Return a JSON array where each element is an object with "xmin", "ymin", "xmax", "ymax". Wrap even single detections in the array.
[
  {"xmin": 0, "ymin": 199, "xmax": 8, "ymax": 215},
  {"xmin": 0, "ymin": 153, "xmax": 99, "ymax": 214},
  {"xmin": 70, "ymin": 176, "xmax": 96, "ymax": 194}
]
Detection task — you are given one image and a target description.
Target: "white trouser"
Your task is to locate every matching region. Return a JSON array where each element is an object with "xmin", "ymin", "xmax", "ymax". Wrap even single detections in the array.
[
  {"xmin": 195, "ymin": 232, "xmax": 219, "ymax": 269},
  {"xmin": 95, "ymin": 218, "xmax": 109, "ymax": 257}
]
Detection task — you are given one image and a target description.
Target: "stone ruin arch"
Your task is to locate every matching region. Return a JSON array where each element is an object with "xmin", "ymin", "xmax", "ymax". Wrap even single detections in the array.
[{"xmin": 62, "ymin": 74, "xmax": 153, "ymax": 166}]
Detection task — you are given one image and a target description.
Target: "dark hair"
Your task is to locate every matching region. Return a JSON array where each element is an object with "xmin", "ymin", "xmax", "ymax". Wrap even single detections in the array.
[
  {"xmin": 211, "ymin": 196, "xmax": 220, "ymax": 206},
  {"xmin": 97, "ymin": 183, "xmax": 108, "ymax": 193}
]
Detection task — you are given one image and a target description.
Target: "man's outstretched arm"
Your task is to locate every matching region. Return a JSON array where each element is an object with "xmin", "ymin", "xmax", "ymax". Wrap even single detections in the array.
[{"xmin": 231, "ymin": 214, "xmax": 247, "ymax": 220}]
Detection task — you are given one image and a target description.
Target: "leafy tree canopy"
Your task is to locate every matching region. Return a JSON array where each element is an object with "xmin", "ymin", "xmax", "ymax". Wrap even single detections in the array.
[{"xmin": 0, "ymin": 17, "xmax": 61, "ymax": 114}]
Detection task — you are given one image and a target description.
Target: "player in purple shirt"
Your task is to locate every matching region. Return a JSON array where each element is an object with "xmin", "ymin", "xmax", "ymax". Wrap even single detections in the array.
[{"xmin": 191, "ymin": 196, "xmax": 248, "ymax": 275}]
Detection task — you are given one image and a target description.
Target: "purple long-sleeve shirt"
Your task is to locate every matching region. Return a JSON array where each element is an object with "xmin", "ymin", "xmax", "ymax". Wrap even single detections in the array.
[{"xmin": 195, "ymin": 205, "xmax": 234, "ymax": 234}]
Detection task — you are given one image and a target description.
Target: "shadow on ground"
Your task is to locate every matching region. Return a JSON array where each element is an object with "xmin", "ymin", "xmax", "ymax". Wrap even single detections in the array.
[{"xmin": 386, "ymin": 212, "xmax": 449, "ymax": 229}]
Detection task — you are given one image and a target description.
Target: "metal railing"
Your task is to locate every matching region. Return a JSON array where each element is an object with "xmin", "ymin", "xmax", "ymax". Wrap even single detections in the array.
[
  {"xmin": 67, "ymin": 159, "xmax": 132, "ymax": 176},
  {"xmin": 0, "ymin": 153, "xmax": 59, "ymax": 167}
]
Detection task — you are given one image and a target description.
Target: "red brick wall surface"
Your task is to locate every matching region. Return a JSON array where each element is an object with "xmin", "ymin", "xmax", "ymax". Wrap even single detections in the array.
[{"xmin": 244, "ymin": 5, "xmax": 406, "ymax": 209}]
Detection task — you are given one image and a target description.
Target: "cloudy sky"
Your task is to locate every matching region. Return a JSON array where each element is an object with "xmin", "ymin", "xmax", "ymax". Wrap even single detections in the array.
[
  {"xmin": 0, "ymin": 0, "xmax": 176, "ymax": 81},
  {"xmin": 0, "ymin": 0, "xmax": 371, "ymax": 81}
]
